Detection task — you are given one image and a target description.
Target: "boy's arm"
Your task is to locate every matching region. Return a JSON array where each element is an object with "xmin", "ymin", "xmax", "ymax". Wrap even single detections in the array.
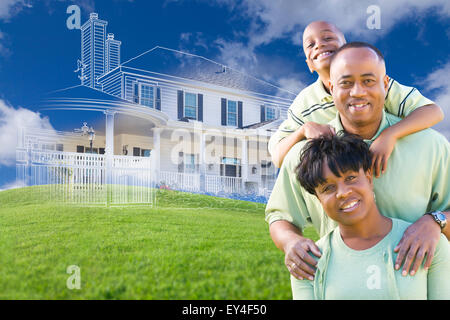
[
  {"xmin": 371, "ymin": 77, "xmax": 444, "ymax": 177},
  {"xmin": 371, "ymin": 103, "xmax": 443, "ymax": 177},
  {"xmin": 271, "ymin": 122, "xmax": 335, "ymax": 168}
]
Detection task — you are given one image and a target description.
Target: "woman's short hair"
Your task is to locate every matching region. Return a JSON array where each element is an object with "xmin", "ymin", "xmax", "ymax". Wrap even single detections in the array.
[{"xmin": 296, "ymin": 133, "xmax": 372, "ymax": 195}]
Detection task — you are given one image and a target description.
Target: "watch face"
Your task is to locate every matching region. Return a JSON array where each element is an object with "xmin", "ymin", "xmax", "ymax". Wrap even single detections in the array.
[{"xmin": 437, "ymin": 212, "xmax": 446, "ymax": 221}]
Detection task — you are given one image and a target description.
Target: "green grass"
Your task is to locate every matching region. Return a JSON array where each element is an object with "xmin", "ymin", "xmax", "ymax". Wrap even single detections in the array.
[{"xmin": 0, "ymin": 186, "xmax": 318, "ymax": 299}]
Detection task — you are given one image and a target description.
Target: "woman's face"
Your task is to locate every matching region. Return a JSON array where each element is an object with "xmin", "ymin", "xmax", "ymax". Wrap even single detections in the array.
[{"xmin": 314, "ymin": 164, "xmax": 375, "ymax": 226}]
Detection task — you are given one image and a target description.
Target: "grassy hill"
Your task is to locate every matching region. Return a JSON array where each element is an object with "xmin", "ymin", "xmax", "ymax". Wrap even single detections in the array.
[{"xmin": 0, "ymin": 186, "xmax": 318, "ymax": 299}]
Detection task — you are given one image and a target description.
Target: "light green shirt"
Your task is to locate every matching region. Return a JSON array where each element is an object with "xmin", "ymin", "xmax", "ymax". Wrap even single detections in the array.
[
  {"xmin": 291, "ymin": 218, "xmax": 450, "ymax": 300},
  {"xmin": 265, "ymin": 111, "xmax": 450, "ymax": 237},
  {"xmin": 268, "ymin": 77, "xmax": 435, "ymax": 156}
]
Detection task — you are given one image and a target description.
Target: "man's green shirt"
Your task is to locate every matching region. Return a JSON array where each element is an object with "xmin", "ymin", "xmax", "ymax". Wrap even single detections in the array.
[{"xmin": 265, "ymin": 111, "xmax": 450, "ymax": 237}]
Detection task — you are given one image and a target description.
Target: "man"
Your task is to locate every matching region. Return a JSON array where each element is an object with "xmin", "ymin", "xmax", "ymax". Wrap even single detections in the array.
[
  {"xmin": 265, "ymin": 42, "xmax": 449, "ymax": 283},
  {"xmin": 269, "ymin": 21, "xmax": 443, "ymax": 179}
]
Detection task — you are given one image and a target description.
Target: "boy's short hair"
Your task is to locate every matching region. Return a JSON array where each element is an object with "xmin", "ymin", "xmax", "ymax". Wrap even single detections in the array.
[
  {"xmin": 296, "ymin": 133, "xmax": 372, "ymax": 195},
  {"xmin": 329, "ymin": 41, "xmax": 385, "ymax": 68}
]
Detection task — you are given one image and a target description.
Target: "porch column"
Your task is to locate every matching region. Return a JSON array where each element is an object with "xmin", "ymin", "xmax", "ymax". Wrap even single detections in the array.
[
  {"xmin": 199, "ymin": 131, "xmax": 206, "ymax": 192},
  {"xmin": 104, "ymin": 110, "xmax": 116, "ymax": 185},
  {"xmin": 241, "ymin": 136, "xmax": 248, "ymax": 193},
  {"xmin": 152, "ymin": 128, "xmax": 161, "ymax": 184}
]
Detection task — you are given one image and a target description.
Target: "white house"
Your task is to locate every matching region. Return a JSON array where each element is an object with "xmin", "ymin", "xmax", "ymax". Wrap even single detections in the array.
[{"xmin": 16, "ymin": 13, "xmax": 296, "ymax": 206}]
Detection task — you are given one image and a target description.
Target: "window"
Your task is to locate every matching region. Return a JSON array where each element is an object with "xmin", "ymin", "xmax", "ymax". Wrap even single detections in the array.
[
  {"xmin": 77, "ymin": 145, "xmax": 85, "ymax": 153},
  {"xmin": 133, "ymin": 147, "xmax": 141, "ymax": 157},
  {"xmin": 227, "ymin": 100, "xmax": 237, "ymax": 126},
  {"xmin": 184, "ymin": 154, "xmax": 196, "ymax": 173},
  {"xmin": 220, "ymin": 157, "xmax": 241, "ymax": 177},
  {"xmin": 141, "ymin": 149, "xmax": 151, "ymax": 157},
  {"xmin": 184, "ymin": 92, "xmax": 197, "ymax": 119},
  {"xmin": 140, "ymin": 84, "xmax": 154, "ymax": 108},
  {"xmin": 266, "ymin": 106, "xmax": 276, "ymax": 121},
  {"xmin": 56, "ymin": 144, "xmax": 64, "ymax": 152}
]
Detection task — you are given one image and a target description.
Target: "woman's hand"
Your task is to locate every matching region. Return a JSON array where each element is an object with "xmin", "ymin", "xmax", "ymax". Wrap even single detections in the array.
[
  {"xmin": 370, "ymin": 129, "xmax": 398, "ymax": 178},
  {"xmin": 284, "ymin": 236, "xmax": 322, "ymax": 280}
]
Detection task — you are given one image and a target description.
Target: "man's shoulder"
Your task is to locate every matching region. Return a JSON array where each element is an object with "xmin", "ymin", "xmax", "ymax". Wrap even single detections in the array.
[
  {"xmin": 386, "ymin": 113, "xmax": 448, "ymax": 146},
  {"xmin": 282, "ymin": 140, "xmax": 309, "ymax": 171}
]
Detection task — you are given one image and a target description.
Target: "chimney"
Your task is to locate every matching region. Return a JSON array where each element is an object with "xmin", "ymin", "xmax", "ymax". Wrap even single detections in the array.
[{"xmin": 90, "ymin": 12, "xmax": 98, "ymax": 19}]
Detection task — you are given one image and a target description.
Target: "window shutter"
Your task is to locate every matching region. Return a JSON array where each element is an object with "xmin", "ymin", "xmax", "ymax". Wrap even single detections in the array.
[
  {"xmin": 238, "ymin": 101, "xmax": 243, "ymax": 128},
  {"xmin": 221, "ymin": 98, "xmax": 227, "ymax": 126},
  {"xmin": 156, "ymin": 87, "xmax": 161, "ymax": 110},
  {"xmin": 177, "ymin": 90, "xmax": 184, "ymax": 120},
  {"xmin": 260, "ymin": 105, "xmax": 266, "ymax": 122},
  {"xmin": 133, "ymin": 83, "xmax": 139, "ymax": 103},
  {"xmin": 198, "ymin": 94, "xmax": 203, "ymax": 122}
]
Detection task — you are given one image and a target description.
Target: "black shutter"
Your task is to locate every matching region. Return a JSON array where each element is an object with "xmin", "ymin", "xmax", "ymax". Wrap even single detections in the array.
[
  {"xmin": 221, "ymin": 98, "xmax": 227, "ymax": 126},
  {"xmin": 198, "ymin": 94, "xmax": 203, "ymax": 122},
  {"xmin": 260, "ymin": 105, "xmax": 266, "ymax": 122},
  {"xmin": 155, "ymin": 87, "xmax": 161, "ymax": 110},
  {"xmin": 238, "ymin": 101, "xmax": 243, "ymax": 128},
  {"xmin": 133, "ymin": 83, "xmax": 139, "ymax": 103},
  {"xmin": 177, "ymin": 90, "xmax": 184, "ymax": 120}
]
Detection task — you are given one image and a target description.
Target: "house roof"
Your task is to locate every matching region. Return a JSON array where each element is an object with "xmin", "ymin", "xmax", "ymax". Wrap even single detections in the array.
[
  {"xmin": 120, "ymin": 46, "xmax": 297, "ymax": 100},
  {"xmin": 43, "ymin": 85, "xmax": 128, "ymax": 103}
]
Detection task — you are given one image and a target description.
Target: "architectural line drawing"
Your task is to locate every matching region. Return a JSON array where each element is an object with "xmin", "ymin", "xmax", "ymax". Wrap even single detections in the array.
[{"xmin": 17, "ymin": 12, "xmax": 296, "ymax": 206}]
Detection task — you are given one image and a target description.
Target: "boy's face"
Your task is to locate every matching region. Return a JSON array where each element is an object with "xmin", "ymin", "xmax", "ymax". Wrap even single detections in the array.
[{"xmin": 302, "ymin": 21, "xmax": 346, "ymax": 74}]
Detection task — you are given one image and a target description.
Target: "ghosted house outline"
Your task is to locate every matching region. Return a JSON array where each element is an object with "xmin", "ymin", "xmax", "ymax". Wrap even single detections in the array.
[{"xmin": 17, "ymin": 12, "xmax": 296, "ymax": 204}]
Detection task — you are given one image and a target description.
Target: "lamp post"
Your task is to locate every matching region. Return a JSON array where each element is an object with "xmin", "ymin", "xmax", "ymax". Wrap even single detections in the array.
[{"xmin": 80, "ymin": 122, "xmax": 95, "ymax": 153}]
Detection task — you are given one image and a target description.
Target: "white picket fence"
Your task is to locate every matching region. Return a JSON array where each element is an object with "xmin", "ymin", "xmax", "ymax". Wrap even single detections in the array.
[
  {"xmin": 16, "ymin": 149, "xmax": 276, "ymax": 205},
  {"xmin": 16, "ymin": 149, "xmax": 155, "ymax": 206}
]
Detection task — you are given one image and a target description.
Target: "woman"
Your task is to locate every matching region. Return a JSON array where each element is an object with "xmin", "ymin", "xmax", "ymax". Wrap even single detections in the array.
[{"xmin": 292, "ymin": 133, "xmax": 450, "ymax": 299}]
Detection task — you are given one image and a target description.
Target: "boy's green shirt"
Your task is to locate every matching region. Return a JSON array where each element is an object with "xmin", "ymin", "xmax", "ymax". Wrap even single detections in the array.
[{"xmin": 268, "ymin": 77, "xmax": 435, "ymax": 156}]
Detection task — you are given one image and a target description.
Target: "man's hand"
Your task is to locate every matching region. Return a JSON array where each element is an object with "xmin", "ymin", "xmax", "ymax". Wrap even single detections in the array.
[
  {"xmin": 394, "ymin": 214, "xmax": 441, "ymax": 276},
  {"xmin": 370, "ymin": 129, "xmax": 397, "ymax": 178},
  {"xmin": 302, "ymin": 122, "xmax": 335, "ymax": 140},
  {"xmin": 284, "ymin": 236, "xmax": 322, "ymax": 281}
]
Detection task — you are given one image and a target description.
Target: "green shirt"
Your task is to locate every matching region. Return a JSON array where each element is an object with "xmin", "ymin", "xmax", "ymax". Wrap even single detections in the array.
[
  {"xmin": 268, "ymin": 77, "xmax": 435, "ymax": 156},
  {"xmin": 265, "ymin": 111, "xmax": 450, "ymax": 237},
  {"xmin": 291, "ymin": 218, "xmax": 450, "ymax": 300}
]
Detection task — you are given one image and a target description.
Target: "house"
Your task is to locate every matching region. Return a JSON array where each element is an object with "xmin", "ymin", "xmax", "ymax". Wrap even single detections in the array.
[{"xmin": 17, "ymin": 13, "xmax": 296, "ymax": 205}]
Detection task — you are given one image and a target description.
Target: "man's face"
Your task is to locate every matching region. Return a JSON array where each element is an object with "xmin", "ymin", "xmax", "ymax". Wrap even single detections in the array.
[
  {"xmin": 302, "ymin": 21, "xmax": 346, "ymax": 74},
  {"xmin": 329, "ymin": 47, "xmax": 389, "ymax": 128}
]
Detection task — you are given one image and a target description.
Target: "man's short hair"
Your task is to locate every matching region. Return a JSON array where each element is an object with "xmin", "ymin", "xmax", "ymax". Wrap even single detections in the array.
[
  {"xmin": 296, "ymin": 133, "xmax": 372, "ymax": 195},
  {"xmin": 329, "ymin": 41, "xmax": 385, "ymax": 69}
]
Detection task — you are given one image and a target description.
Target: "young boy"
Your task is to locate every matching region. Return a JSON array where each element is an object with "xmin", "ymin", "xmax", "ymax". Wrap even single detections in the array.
[{"xmin": 269, "ymin": 21, "xmax": 443, "ymax": 177}]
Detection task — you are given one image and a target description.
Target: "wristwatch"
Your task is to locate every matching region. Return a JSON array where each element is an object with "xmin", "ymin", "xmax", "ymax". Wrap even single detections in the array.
[{"xmin": 426, "ymin": 211, "xmax": 447, "ymax": 230}]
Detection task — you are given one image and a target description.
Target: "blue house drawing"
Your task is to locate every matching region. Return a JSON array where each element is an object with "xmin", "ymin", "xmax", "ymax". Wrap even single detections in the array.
[{"xmin": 17, "ymin": 12, "xmax": 296, "ymax": 205}]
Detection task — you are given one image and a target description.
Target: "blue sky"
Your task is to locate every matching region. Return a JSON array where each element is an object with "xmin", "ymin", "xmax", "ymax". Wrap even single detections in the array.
[{"xmin": 0, "ymin": 0, "xmax": 449, "ymax": 189}]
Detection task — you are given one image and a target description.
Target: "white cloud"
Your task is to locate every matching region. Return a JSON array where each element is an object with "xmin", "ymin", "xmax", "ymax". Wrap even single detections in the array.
[
  {"xmin": 0, "ymin": 100, "xmax": 55, "ymax": 166},
  {"xmin": 0, "ymin": 0, "xmax": 29, "ymax": 20},
  {"xmin": 209, "ymin": 0, "xmax": 450, "ymax": 88},
  {"xmin": 423, "ymin": 61, "xmax": 450, "ymax": 140},
  {"xmin": 0, "ymin": 178, "xmax": 27, "ymax": 191}
]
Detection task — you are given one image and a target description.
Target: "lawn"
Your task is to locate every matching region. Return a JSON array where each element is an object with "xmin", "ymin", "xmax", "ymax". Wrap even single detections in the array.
[{"xmin": 0, "ymin": 186, "xmax": 318, "ymax": 299}]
